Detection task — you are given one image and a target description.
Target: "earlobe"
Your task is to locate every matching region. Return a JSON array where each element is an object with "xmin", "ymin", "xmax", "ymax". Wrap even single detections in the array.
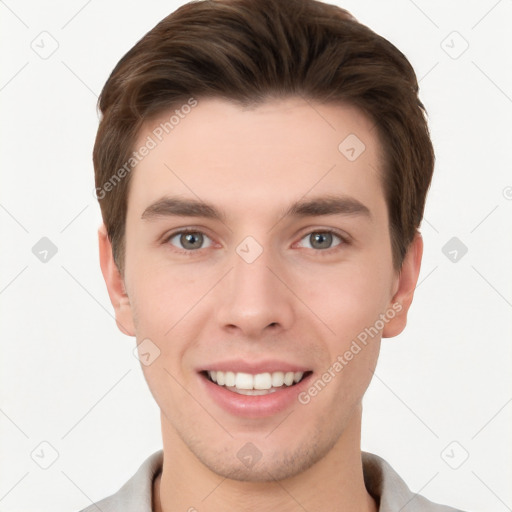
[
  {"xmin": 382, "ymin": 232, "xmax": 423, "ymax": 338},
  {"xmin": 98, "ymin": 224, "xmax": 136, "ymax": 337}
]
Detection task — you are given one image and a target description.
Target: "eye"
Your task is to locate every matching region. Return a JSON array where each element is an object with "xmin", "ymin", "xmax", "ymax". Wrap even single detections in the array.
[
  {"xmin": 297, "ymin": 230, "xmax": 345, "ymax": 250},
  {"xmin": 167, "ymin": 230, "xmax": 213, "ymax": 251}
]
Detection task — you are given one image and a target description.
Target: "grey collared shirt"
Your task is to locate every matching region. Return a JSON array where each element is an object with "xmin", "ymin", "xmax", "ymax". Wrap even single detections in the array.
[{"xmin": 79, "ymin": 450, "xmax": 466, "ymax": 511}]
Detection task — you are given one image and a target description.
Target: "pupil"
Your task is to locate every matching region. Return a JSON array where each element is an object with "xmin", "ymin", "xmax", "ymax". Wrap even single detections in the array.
[{"xmin": 311, "ymin": 232, "xmax": 332, "ymax": 249}]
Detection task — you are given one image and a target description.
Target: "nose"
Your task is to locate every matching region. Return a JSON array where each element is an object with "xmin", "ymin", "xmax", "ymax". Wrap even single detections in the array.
[{"xmin": 214, "ymin": 244, "xmax": 295, "ymax": 338}]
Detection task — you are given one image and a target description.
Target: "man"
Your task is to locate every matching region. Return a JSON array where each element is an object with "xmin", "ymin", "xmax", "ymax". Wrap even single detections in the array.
[{"xmin": 85, "ymin": 0, "xmax": 465, "ymax": 510}]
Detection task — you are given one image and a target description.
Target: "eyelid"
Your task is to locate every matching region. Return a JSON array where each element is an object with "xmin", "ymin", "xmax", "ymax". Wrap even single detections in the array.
[
  {"xmin": 161, "ymin": 226, "xmax": 351, "ymax": 254},
  {"xmin": 294, "ymin": 228, "xmax": 350, "ymax": 251},
  {"xmin": 162, "ymin": 227, "xmax": 216, "ymax": 253}
]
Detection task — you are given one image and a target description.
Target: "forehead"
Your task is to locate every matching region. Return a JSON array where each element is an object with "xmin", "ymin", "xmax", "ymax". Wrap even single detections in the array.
[{"xmin": 128, "ymin": 97, "xmax": 385, "ymax": 220}]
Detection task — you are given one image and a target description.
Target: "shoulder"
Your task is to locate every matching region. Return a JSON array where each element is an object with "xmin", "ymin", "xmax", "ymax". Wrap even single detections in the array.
[
  {"xmin": 77, "ymin": 450, "xmax": 163, "ymax": 512},
  {"xmin": 362, "ymin": 451, "xmax": 467, "ymax": 512}
]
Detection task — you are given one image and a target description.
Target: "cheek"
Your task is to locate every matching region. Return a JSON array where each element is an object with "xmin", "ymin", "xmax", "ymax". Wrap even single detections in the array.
[
  {"xmin": 129, "ymin": 267, "xmax": 199, "ymax": 410},
  {"xmin": 128, "ymin": 259, "xmax": 210, "ymax": 374},
  {"xmin": 300, "ymin": 261, "xmax": 391, "ymax": 340},
  {"xmin": 302, "ymin": 267, "xmax": 384, "ymax": 407},
  {"xmin": 128, "ymin": 255, "xmax": 205, "ymax": 330}
]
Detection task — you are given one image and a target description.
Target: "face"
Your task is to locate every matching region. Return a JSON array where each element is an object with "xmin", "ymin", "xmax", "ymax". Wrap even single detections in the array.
[{"xmin": 101, "ymin": 97, "xmax": 421, "ymax": 482}]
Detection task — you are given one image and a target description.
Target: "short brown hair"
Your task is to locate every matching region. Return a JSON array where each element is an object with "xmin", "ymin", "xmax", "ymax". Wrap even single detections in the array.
[{"xmin": 94, "ymin": 0, "xmax": 434, "ymax": 273}]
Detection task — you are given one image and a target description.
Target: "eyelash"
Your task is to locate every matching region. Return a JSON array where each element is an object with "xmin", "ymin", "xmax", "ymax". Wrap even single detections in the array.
[{"xmin": 162, "ymin": 228, "xmax": 350, "ymax": 255}]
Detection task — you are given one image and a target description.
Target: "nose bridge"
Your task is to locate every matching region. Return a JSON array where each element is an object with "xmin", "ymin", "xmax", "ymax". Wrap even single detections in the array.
[
  {"xmin": 233, "ymin": 245, "xmax": 274, "ymax": 299},
  {"xmin": 215, "ymin": 237, "xmax": 294, "ymax": 335}
]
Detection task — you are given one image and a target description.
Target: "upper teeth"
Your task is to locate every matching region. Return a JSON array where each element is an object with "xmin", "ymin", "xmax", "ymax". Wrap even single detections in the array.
[{"xmin": 208, "ymin": 370, "xmax": 304, "ymax": 390}]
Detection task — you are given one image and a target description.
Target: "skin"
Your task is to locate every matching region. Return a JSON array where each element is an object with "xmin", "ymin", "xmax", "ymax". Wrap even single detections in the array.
[{"xmin": 99, "ymin": 97, "xmax": 423, "ymax": 511}]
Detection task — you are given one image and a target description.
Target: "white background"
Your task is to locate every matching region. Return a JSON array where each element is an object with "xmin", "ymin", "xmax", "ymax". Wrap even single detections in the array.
[{"xmin": 0, "ymin": 1, "xmax": 511, "ymax": 511}]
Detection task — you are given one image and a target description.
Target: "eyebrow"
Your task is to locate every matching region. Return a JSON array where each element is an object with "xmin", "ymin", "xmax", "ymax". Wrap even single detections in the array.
[{"xmin": 141, "ymin": 194, "xmax": 371, "ymax": 222}]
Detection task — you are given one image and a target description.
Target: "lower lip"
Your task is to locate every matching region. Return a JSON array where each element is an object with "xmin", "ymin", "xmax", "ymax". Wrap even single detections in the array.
[{"xmin": 199, "ymin": 372, "xmax": 313, "ymax": 418}]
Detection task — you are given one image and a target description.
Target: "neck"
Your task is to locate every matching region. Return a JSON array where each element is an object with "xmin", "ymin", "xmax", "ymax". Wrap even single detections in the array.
[{"xmin": 154, "ymin": 409, "xmax": 377, "ymax": 512}]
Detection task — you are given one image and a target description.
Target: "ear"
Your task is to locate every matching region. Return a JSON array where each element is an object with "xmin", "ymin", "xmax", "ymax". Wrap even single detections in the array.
[
  {"xmin": 382, "ymin": 231, "xmax": 423, "ymax": 338},
  {"xmin": 98, "ymin": 224, "xmax": 135, "ymax": 337}
]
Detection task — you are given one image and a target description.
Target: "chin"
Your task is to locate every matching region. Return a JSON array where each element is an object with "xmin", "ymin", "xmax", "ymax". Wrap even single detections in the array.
[{"xmin": 191, "ymin": 434, "xmax": 332, "ymax": 483}]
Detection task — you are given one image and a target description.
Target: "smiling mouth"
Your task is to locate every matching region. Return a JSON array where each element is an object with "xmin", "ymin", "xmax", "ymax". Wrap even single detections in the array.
[{"xmin": 201, "ymin": 370, "xmax": 313, "ymax": 395}]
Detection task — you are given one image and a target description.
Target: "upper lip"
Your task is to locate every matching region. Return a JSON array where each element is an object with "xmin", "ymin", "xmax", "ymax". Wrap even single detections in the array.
[{"xmin": 198, "ymin": 359, "xmax": 312, "ymax": 374}]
